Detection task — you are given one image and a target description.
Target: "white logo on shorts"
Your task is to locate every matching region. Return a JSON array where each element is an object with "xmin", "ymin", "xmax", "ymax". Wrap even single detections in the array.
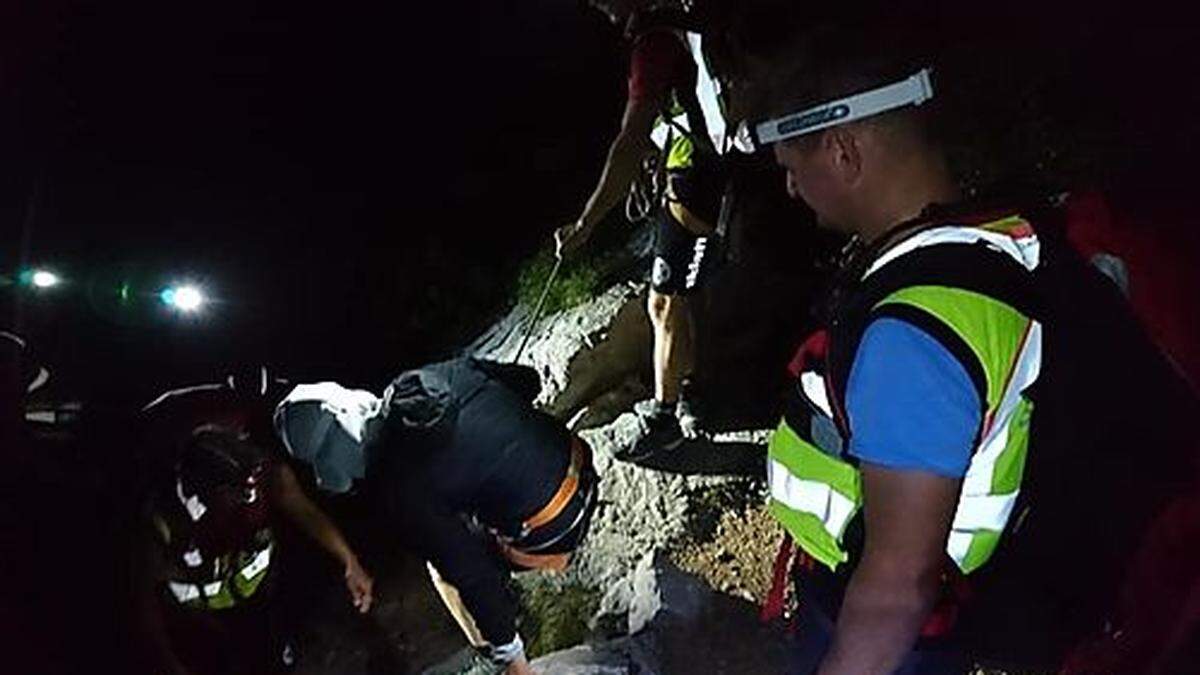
[
  {"xmin": 652, "ymin": 257, "xmax": 672, "ymax": 287},
  {"xmin": 686, "ymin": 237, "xmax": 708, "ymax": 289}
]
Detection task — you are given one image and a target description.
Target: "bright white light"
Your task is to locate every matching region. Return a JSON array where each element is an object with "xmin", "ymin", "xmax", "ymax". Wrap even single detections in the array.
[
  {"xmin": 162, "ymin": 284, "xmax": 206, "ymax": 312},
  {"xmin": 173, "ymin": 285, "xmax": 205, "ymax": 312},
  {"xmin": 31, "ymin": 270, "xmax": 60, "ymax": 288}
]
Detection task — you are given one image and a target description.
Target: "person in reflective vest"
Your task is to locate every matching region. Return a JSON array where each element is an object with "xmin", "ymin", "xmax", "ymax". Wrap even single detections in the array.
[
  {"xmin": 754, "ymin": 20, "xmax": 1197, "ymax": 674},
  {"xmin": 134, "ymin": 378, "xmax": 373, "ymax": 675},
  {"xmin": 557, "ymin": 0, "xmax": 748, "ymax": 455},
  {"xmin": 274, "ymin": 357, "xmax": 599, "ymax": 675}
]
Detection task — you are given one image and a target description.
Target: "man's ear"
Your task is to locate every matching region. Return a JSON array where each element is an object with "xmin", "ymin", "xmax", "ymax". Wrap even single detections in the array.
[{"xmin": 825, "ymin": 126, "xmax": 864, "ymax": 187}]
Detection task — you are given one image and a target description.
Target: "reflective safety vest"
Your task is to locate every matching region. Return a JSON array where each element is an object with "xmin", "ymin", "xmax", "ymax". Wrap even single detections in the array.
[
  {"xmin": 153, "ymin": 484, "xmax": 276, "ymax": 611},
  {"xmin": 767, "ymin": 215, "xmax": 1044, "ymax": 575},
  {"xmin": 164, "ymin": 538, "xmax": 274, "ymax": 610}
]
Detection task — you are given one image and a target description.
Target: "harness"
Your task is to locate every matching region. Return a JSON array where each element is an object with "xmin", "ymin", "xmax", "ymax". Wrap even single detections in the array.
[{"xmin": 497, "ymin": 435, "xmax": 598, "ymax": 571}]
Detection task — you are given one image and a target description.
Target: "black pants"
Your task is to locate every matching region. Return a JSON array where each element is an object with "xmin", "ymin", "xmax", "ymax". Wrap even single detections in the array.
[{"xmin": 164, "ymin": 586, "xmax": 287, "ymax": 675}]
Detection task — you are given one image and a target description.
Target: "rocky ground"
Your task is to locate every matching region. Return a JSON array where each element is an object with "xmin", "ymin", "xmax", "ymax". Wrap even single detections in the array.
[
  {"xmin": 671, "ymin": 501, "xmax": 784, "ymax": 607},
  {"xmin": 477, "ymin": 279, "xmax": 796, "ymax": 673},
  {"xmin": 287, "ymin": 267, "xmax": 804, "ymax": 673}
]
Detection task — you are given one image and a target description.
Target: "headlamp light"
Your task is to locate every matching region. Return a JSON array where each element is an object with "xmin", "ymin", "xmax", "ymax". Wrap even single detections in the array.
[{"xmin": 754, "ymin": 68, "xmax": 935, "ymax": 146}]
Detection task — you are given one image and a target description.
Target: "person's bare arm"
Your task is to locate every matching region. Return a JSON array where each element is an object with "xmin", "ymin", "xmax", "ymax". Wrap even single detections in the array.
[
  {"xmin": 817, "ymin": 463, "xmax": 960, "ymax": 675},
  {"xmin": 557, "ymin": 95, "xmax": 661, "ymax": 255},
  {"xmin": 270, "ymin": 463, "xmax": 374, "ymax": 613}
]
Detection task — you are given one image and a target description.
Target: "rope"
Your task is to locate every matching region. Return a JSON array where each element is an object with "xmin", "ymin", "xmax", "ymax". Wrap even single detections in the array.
[{"xmin": 512, "ymin": 251, "xmax": 563, "ymax": 364}]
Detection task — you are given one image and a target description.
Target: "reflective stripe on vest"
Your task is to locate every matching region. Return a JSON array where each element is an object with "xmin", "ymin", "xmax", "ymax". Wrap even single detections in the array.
[
  {"xmin": 167, "ymin": 542, "xmax": 273, "ymax": 610},
  {"xmin": 767, "ymin": 420, "xmax": 861, "ymax": 570},
  {"xmin": 864, "ymin": 216, "xmax": 1041, "ymax": 279},
  {"xmin": 768, "ymin": 218, "xmax": 1043, "ymax": 574}
]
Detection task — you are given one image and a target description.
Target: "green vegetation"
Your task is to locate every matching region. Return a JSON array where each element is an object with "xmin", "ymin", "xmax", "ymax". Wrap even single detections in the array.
[
  {"xmin": 515, "ymin": 249, "xmax": 605, "ymax": 316},
  {"xmin": 515, "ymin": 578, "xmax": 602, "ymax": 658}
]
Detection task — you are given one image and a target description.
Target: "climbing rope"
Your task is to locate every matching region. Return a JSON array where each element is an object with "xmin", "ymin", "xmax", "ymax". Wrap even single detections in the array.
[{"xmin": 512, "ymin": 248, "xmax": 563, "ymax": 364}]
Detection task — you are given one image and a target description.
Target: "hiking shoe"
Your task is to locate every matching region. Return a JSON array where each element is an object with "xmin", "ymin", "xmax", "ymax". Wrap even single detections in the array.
[
  {"xmin": 675, "ymin": 396, "xmax": 703, "ymax": 440},
  {"xmin": 619, "ymin": 399, "xmax": 685, "ymax": 461},
  {"xmin": 633, "ymin": 397, "xmax": 673, "ymax": 419},
  {"xmin": 676, "ymin": 379, "xmax": 705, "ymax": 439},
  {"xmin": 420, "ymin": 647, "xmax": 504, "ymax": 675}
]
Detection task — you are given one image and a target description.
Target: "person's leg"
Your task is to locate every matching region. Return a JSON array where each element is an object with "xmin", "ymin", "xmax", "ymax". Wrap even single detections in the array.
[
  {"xmin": 647, "ymin": 289, "xmax": 694, "ymax": 406},
  {"xmin": 425, "ymin": 562, "xmax": 530, "ymax": 675},
  {"xmin": 427, "ymin": 562, "xmax": 488, "ymax": 648},
  {"xmin": 665, "ymin": 177, "xmax": 716, "ymax": 435}
]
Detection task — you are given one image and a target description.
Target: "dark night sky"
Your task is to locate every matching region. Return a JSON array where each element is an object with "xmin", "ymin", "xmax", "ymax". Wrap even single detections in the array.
[
  {"xmin": 3, "ymin": 1, "xmax": 1198, "ymax": 406},
  {"xmin": 2, "ymin": 0, "xmax": 624, "ymax": 402}
]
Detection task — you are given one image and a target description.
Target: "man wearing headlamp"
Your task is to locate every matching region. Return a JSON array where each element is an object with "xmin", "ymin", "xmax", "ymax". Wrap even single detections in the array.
[{"xmin": 754, "ymin": 19, "xmax": 1196, "ymax": 675}]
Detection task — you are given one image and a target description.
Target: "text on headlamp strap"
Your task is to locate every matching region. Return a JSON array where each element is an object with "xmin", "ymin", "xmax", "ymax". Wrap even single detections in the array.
[{"xmin": 756, "ymin": 68, "xmax": 934, "ymax": 144}]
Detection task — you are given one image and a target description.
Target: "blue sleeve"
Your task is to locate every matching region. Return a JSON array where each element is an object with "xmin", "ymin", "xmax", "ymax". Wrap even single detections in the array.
[{"xmin": 845, "ymin": 318, "xmax": 981, "ymax": 478}]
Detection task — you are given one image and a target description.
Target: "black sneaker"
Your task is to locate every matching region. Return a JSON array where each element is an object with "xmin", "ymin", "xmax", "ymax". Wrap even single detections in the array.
[{"xmin": 619, "ymin": 399, "xmax": 685, "ymax": 461}]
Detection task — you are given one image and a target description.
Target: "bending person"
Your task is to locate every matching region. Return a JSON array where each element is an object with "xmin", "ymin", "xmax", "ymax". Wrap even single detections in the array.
[{"xmin": 274, "ymin": 357, "xmax": 599, "ymax": 675}]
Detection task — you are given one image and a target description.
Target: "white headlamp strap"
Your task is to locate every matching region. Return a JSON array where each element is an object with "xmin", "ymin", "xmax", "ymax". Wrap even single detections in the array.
[{"xmin": 756, "ymin": 68, "xmax": 934, "ymax": 144}]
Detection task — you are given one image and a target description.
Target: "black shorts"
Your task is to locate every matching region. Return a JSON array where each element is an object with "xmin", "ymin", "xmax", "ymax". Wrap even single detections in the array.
[
  {"xmin": 652, "ymin": 206, "xmax": 717, "ymax": 295},
  {"xmin": 652, "ymin": 162, "xmax": 725, "ymax": 296}
]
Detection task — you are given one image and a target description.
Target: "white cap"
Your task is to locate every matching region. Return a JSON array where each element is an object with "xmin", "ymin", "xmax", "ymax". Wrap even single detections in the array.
[{"xmin": 274, "ymin": 382, "xmax": 382, "ymax": 493}]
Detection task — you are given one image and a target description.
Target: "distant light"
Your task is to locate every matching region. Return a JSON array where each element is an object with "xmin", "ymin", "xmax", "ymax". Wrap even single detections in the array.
[
  {"xmin": 161, "ymin": 284, "xmax": 205, "ymax": 312},
  {"xmin": 30, "ymin": 270, "xmax": 60, "ymax": 289}
]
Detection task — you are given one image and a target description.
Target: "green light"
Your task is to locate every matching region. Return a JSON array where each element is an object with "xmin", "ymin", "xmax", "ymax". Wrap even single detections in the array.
[{"xmin": 119, "ymin": 283, "xmax": 131, "ymax": 303}]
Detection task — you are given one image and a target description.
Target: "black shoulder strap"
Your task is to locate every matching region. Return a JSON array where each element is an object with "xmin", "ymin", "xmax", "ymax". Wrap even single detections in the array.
[{"xmin": 827, "ymin": 239, "xmax": 1041, "ymax": 431}]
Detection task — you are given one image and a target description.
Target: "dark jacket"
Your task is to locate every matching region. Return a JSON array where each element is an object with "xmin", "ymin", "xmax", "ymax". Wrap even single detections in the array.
[{"xmin": 366, "ymin": 357, "xmax": 574, "ymax": 647}]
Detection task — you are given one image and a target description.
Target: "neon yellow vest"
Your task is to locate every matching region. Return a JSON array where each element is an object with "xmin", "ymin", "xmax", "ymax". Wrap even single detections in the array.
[
  {"xmin": 768, "ymin": 217, "xmax": 1043, "ymax": 574},
  {"xmin": 155, "ymin": 512, "xmax": 275, "ymax": 610}
]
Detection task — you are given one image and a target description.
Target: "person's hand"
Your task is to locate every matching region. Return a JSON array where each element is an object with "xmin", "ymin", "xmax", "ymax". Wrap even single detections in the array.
[
  {"xmin": 344, "ymin": 557, "xmax": 374, "ymax": 613},
  {"xmin": 554, "ymin": 219, "xmax": 593, "ymax": 259}
]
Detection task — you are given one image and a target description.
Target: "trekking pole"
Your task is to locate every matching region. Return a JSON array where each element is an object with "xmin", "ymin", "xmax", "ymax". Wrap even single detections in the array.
[{"xmin": 512, "ymin": 243, "xmax": 564, "ymax": 364}]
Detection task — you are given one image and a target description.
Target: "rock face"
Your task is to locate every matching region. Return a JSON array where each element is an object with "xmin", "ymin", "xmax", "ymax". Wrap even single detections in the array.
[
  {"xmin": 467, "ymin": 193, "xmax": 834, "ymax": 671},
  {"xmin": 570, "ymin": 417, "xmax": 766, "ymax": 631},
  {"xmin": 530, "ymin": 554, "xmax": 791, "ymax": 675},
  {"xmin": 470, "ymin": 280, "xmax": 651, "ymax": 430},
  {"xmin": 530, "ymin": 637, "xmax": 662, "ymax": 675},
  {"xmin": 467, "ymin": 276, "xmax": 792, "ymax": 673}
]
